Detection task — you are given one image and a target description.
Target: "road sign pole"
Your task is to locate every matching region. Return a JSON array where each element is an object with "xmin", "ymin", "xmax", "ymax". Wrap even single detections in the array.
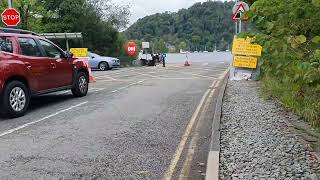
[
  {"xmin": 8, "ymin": 0, "xmax": 12, "ymax": 8},
  {"xmin": 235, "ymin": 21, "xmax": 238, "ymax": 35},
  {"xmin": 239, "ymin": 19, "xmax": 242, "ymax": 33}
]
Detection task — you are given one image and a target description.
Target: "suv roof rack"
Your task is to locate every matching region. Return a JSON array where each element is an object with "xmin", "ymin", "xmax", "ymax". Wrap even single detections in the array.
[{"xmin": 0, "ymin": 28, "xmax": 39, "ymax": 36}]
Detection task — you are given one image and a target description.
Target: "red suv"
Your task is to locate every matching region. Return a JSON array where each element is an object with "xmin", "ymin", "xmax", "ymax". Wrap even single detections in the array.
[{"xmin": 0, "ymin": 28, "xmax": 89, "ymax": 118}]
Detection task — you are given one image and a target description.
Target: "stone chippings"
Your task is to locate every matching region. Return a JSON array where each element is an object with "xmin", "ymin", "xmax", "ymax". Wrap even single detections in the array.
[{"xmin": 219, "ymin": 81, "xmax": 320, "ymax": 180}]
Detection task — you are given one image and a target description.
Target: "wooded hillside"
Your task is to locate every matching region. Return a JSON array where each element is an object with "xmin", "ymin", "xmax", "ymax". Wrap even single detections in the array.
[{"xmin": 126, "ymin": 1, "xmax": 235, "ymax": 52}]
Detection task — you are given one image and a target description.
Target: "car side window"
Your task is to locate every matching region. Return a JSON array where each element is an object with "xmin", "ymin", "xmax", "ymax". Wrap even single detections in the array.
[
  {"xmin": 18, "ymin": 38, "xmax": 42, "ymax": 57},
  {"xmin": 0, "ymin": 37, "xmax": 13, "ymax": 53},
  {"xmin": 39, "ymin": 40, "xmax": 63, "ymax": 58}
]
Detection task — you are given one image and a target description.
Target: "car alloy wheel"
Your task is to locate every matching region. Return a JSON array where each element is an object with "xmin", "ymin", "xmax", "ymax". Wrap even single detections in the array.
[
  {"xmin": 78, "ymin": 75, "xmax": 88, "ymax": 94},
  {"xmin": 9, "ymin": 87, "xmax": 26, "ymax": 112},
  {"xmin": 99, "ymin": 62, "xmax": 108, "ymax": 71}
]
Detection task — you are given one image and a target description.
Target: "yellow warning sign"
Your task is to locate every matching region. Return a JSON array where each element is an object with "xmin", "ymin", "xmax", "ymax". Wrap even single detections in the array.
[
  {"xmin": 233, "ymin": 56, "xmax": 258, "ymax": 69},
  {"xmin": 232, "ymin": 38, "xmax": 262, "ymax": 57},
  {"xmin": 70, "ymin": 48, "xmax": 88, "ymax": 57}
]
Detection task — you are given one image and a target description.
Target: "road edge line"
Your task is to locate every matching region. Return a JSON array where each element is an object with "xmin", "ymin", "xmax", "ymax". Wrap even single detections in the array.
[{"xmin": 205, "ymin": 70, "xmax": 229, "ymax": 180}]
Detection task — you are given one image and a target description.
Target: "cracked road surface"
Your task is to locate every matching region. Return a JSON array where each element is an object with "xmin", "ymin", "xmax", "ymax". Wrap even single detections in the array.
[{"xmin": 0, "ymin": 53, "xmax": 231, "ymax": 179}]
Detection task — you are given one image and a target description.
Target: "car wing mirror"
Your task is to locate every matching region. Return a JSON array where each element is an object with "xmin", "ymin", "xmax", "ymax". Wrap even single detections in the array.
[{"xmin": 65, "ymin": 51, "xmax": 74, "ymax": 58}]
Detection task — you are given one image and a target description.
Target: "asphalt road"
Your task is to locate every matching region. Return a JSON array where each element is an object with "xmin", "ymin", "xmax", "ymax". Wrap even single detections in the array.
[{"xmin": 0, "ymin": 52, "xmax": 231, "ymax": 180}]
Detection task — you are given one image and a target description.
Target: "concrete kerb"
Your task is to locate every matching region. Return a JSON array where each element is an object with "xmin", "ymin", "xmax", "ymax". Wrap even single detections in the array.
[{"xmin": 205, "ymin": 71, "xmax": 229, "ymax": 180}]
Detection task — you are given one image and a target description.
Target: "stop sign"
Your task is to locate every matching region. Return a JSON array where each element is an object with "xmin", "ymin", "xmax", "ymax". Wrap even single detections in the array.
[
  {"xmin": 1, "ymin": 8, "xmax": 21, "ymax": 27},
  {"xmin": 126, "ymin": 42, "xmax": 137, "ymax": 56}
]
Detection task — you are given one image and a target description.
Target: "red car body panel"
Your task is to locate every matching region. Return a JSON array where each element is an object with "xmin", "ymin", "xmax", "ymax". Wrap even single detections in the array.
[{"xmin": 0, "ymin": 32, "xmax": 89, "ymax": 96}]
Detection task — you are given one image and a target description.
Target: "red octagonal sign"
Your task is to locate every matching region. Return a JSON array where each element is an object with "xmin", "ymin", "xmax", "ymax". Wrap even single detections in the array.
[
  {"xmin": 126, "ymin": 42, "xmax": 137, "ymax": 56},
  {"xmin": 1, "ymin": 8, "xmax": 21, "ymax": 27}
]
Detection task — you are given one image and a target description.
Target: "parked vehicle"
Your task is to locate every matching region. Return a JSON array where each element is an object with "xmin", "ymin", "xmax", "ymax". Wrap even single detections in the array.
[
  {"xmin": 0, "ymin": 28, "xmax": 90, "ymax": 118},
  {"xmin": 88, "ymin": 52, "xmax": 120, "ymax": 71}
]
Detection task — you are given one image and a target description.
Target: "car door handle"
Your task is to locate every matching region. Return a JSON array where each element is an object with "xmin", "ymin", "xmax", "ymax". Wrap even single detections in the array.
[
  {"xmin": 51, "ymin": 63, "xmax": 56, "ymax": 69},
  {"xmin": 24, "ymin": 62, "xmax": 31, "ymax": 69}
]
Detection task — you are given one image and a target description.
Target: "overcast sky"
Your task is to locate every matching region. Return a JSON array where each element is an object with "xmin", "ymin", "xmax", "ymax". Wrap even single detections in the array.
[{"xmin": 116, "ymin": 0, "xmax": 225, "ymax": 25}]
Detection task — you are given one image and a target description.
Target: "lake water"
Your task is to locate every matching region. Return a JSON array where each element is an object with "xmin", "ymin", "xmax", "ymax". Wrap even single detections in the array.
[{"xmin": 165, "ymin": 52, "xmax": 233, "ymax": 64}]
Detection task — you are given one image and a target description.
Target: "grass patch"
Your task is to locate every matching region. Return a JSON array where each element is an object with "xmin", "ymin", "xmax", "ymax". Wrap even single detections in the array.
[{"xmin": 261, "ymin": 75, "xmax": 320, "ymax": 127}]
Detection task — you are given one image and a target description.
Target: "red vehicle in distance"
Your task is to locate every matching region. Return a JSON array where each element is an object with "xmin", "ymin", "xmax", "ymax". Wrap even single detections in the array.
[{"xmin": 0, "ymin": 28, "xmax": 89, "ymax": 118}]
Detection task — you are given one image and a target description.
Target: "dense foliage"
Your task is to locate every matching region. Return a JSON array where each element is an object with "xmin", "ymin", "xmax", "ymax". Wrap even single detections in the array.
[
  {"xmin": 0, "ymin": 0, "xmax": 130, "ymax": 56},
  {"xmin": 126, "ymin": 1, "xmax": 236, "ymax": 52},
  {"xmin": 243, "ymin": 0, "xmax": 320, "ymax": 126}
]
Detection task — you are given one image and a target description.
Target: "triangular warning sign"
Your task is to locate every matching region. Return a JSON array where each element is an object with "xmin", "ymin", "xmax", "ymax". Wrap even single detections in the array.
[{"xmin": 231, "ymin": 3, "xmax": 250, "ymax": 21}]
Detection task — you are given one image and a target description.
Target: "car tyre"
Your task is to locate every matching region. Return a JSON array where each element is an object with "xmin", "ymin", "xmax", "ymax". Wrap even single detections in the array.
[
  {"xmin": 72, "ymin": 72, "xmax": 89, "ymax": 97},
  {"xmin": 99, "ymin": 62, "xmax": 109, "ymax": 71},
  {"xmin": 0, "ymin": 81, "xmax": 30, "ymax": 118}
]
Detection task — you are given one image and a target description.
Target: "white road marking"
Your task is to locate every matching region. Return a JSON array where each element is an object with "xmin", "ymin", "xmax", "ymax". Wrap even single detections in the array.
[
  {"xmin": 89, "ymin": 88, "xmax": 105, "ymax": 93},
  {"xmin": 155, "ymin": 78, "xmax": 200, "ymax": 80},
  {"xmin": 0, "ymin": 102, "xmax": 88, "ymax": 138},
  {"xmin": 205, "ymin": 151, "xmax": 220, "ymax": 180},
  {"xmin": 135, "ymin": 72, "xmax": 158, "ymax": 78},
  {"xmin": 97, "ymin": 79, "xmax": 130, "ymax": 82},
  {"xmin": 95, "ymin": 76, "xmax": 118, "ymax": 81},
  {"xmin": 111, "ymin": 80, "xmax": 146, "ymax": 93},
  {"xmin": 180, "ymin": 72, "xmax": 216, "ymax": 78},
  {"xmin": 164, "ymin": 88, "xmax": 211, "ymax": 180}
]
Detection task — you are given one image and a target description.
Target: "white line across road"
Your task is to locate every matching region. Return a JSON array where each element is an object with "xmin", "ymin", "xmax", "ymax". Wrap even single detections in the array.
[
  {"xmin": 110, "ymin": 80, "xmax": 146, "ymax": 93},
  {"xmin": 179, "ymin": 72, "xmax": 218, "ymax": 79},
  {"xmin": 0, "ymin": 78, "xmax": 148, "ymax": 138},
  {"xmin": 0, "ymin": 102, "xmax": 88, "ymax": 138},
  {"xmin": 135, "ymin": 72, "xmax": 158, "ymax": 78},
  {"xmin": 95, "ymin": 76, "xmax": 118, "ymax": 81}
]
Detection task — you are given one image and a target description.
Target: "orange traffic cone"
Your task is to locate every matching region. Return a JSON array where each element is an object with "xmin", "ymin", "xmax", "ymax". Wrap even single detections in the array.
[
  {"xmin": 85, "ymin": 58, "xmax": 96, "ymax": 83},
  {"xmin": 184, "ymin": 60, "xmax": 191, "ymax": 66},
  {"xmin": 88, "ymin": 65, "xmax": 96, "ymax": 83}
]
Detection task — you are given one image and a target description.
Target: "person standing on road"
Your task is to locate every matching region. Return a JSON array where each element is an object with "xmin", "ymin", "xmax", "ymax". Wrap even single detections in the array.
[{"xmin": 161, "ymin": 53, "xmax": 166, "ymax": 67}]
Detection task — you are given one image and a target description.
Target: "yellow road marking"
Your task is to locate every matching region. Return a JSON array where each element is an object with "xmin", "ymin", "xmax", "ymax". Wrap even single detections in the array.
[
  {"xmin": 178, "ymin": 88, "xmax": 215, "ymax": 179},
  {"xmin": 164, "ymin": 88, "xmax": 211, "ymax": 180}
]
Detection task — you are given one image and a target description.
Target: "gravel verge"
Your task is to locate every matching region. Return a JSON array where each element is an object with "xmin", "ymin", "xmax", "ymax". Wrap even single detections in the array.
[{"xmin": 220, "ymin": 81, "xmax": 320, "ymax": 180}]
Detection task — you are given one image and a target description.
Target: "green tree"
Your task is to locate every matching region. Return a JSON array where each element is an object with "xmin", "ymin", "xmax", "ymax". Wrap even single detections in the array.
[
  {"xmin": 178, "ymin": 41, "xmax": 187, "ymax": 51},
  {"xmin": 153, "ymin": 39, "xmax": 168, "ymax": 53},
  {"xmin": 242, "ymin": 0, "xmax": 320, "ymax": 126},
  {"xmin": 126, "ymin": 1, "xmax": 235, "ymax": 51},
  {"xmin": 0, "ymin": 0, "xmax": 130, "ymax": 57},
  {"xmin": 192, "ymin": 35, "xmax": 201, "ymax": 51}
]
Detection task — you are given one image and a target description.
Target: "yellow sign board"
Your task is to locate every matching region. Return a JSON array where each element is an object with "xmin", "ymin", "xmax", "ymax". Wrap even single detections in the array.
[
  {"xmin": 233, "ymin": 56, "xmax": 258, "ymax": 69},
  {"xmin": 70, "ymin": 48, "xmax": 88, "ymax": 57},
  {"xmin": 232, "ymin": 37, "xmax": 262, "ymax": 57}
]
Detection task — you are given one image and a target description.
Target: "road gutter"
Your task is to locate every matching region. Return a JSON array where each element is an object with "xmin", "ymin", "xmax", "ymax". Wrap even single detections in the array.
[
  {"xmin": 178, "ymin": 85, "xmax": 217, "ymax": 179},
  {"xmin": 164, "ymin": 88, "xmax": 212, "ymax": 180},
  {"xmin": 205, "ymin": 71, "xmax": 229, "ymax": 180}
]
